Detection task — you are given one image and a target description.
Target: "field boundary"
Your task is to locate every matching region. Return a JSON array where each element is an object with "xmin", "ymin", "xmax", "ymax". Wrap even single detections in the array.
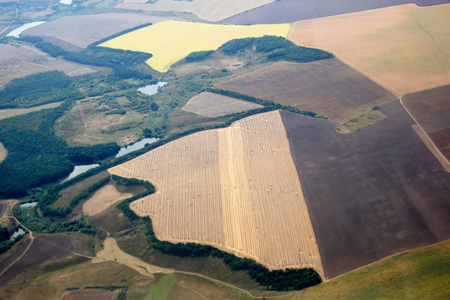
[{"xmin": 400, "ymin": 96, "xmax": 450, "ymax": 172}]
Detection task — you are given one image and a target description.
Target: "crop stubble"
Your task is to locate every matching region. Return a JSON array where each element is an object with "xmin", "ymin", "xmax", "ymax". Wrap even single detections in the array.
[
  {"xmin": 82, "ymin": 184, "xmax": 133, "ymax": 216},
  {"xmin": 182, "ymin": 92, "xmax": 263, "ymax": 117},
  {"xmin": 108, "ymin": 111, "xmax": 324, "ymax": 276}
]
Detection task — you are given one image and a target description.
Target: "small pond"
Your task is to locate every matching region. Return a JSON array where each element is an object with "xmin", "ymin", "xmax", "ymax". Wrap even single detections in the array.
[
  {"xmin": 116, "ymin": 137, "xmax": 159, "ymax": 158},
  {"xmin": 10, "ymin": 228, "xmax": 25, "ymax": 241},
  {"xmin": 59, "ymin": 0, "xmax": 72, "ymax": 4},
  {"xmin": 62, "ymin": 164, "xmax": 100, "ymax": 182},
  {"xmin": 138, "ymin": 82, "xmax": 167, "ymax": 96},
  {"xmin": 7, "ymin": 22, "xmax": 46, "ymax": 38},
  {"xmin": 19, "ymin": 202, "xmax": 37, "ymax": 208}
]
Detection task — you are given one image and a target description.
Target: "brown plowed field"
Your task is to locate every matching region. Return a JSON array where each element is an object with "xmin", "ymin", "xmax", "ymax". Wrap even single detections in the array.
[
  {"xmin": 215, "ymin": 59, "xmax": 394, "ymax": 120},
  {"xmin": 280, "ymin": 100, "xmax": 450, "ymax": 279},
  {"xmin": 224, "ymin": 0, "xmax": 449, "ymax": 24},
  {"xmin": 288, "ymin": 4, "xmax": 450, "ymax": 95},
  {"xmin": 0, "ymin": 235, "xmax": 78, "ymax": 287},
  {"xmin": 182, "ymin": 92, "xmax": 262, "ymax": 117},
  {"xmin": 109, "ymin": 111, "xmax": 324, "ymax": 276},
  {"xmin": 62, "ymin": 291, "xmax": 117, "ymax": 300},
  {"xmin": 25, "ymin": 13, "xmax": 170, "ymax": 48},
  {"xmin": 82, "ymin": 184, "xmax": 133, "ymax": 216},
  {"xmin": 429, "ymin": 128, "xmax": 450, "ymax": 161}
]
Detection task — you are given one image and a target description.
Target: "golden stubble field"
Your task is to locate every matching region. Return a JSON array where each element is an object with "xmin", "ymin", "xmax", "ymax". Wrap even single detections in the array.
[
  {"xmin": 288, "ymin": 4, "xmax": 450, "ymax": 95},
  {"xmin": 115, "ymin": 0, "xmax": 275, "ymax": 22},
  {"xmin": 82, "ymin": 184, "xmax": 133, "ymax": 216},
  {"xmin": 108, "ymin": 111, "xmax": 324, "ymax": 276}
]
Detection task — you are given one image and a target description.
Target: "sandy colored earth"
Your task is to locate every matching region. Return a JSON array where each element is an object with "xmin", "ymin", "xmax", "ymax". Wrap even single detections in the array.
[
  {"xmin": 116, "ymin": 0, "xmax": 275, "ymax": 22},
  {"xmin": 0, "ymin": 142, "xmax": 7, "ymax": 163},
  {"xmin": 288, "ymin": 4, "xmax": 450, "ymax": 95},
  {"xmin": 0, "ymin": 102, "xmax": 62, "ymax": 120},
  {"xmin": 182, "ymin": 92, "xmax": 263, "ymax": 117},
  {"xmin": 25, "ymin": 13, "xmax": 170, "ymax": 48},
  {"xmin": 93, "ymin": 238, "xmax": 173, "ymax": 277},
  {"xmin": 82, "ymin": 184, "xmax": 133, "ymax": 216},
  {"xmin": 0, "ymin": 43, "xmax": 99, "ymax": 88},
  {"xmin": 108, "ymin": 110, "xmax": 324, "ymax": 276}
]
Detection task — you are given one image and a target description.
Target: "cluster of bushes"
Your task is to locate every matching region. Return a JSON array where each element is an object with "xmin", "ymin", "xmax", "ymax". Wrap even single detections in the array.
[
  {"xmin": 0, "ymin": 71, "xmax": 82, "ymax": 109},
  {"xmin": 185, "ymin": 50, "xmax": 214, "ymax": 62},
  {"xmin": 144, "ymin": 217, "xmax": 321, "ymax": 291},
  {"xmin": 0, "ymin": 225, "xmax": 27, "ymax": 255},
  {"xmin": 14, "ymin": 206, "xmax": 95, "ymax": 235},
  {"xmin": 218, "ymin": 35, "xmax": 333, "ymax": 63}
]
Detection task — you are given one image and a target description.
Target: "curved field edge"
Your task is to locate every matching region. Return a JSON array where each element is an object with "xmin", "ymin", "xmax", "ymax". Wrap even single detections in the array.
[
  {"xmin": 99, "ymin": 21, "xmax": 291, "ymax": 72},
  {"xmin": 293, "ymin": 240, "xmax": 450, "ymax": 299},
  {"xmin": 0, "ymin": 142, "xmax": 6, "ymax": 163}
]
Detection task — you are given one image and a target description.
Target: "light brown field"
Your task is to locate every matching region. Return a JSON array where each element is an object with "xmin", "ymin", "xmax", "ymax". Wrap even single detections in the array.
[
  {"xmin": 288, "ymin": 4, "xmax": 450, "ymax": 95},
  {"xmin": 108, "ymin": 110, "xmax": 324, "ymax": 276},
  {"xmin": 24, "ymin": 13, "xmax": 170, "ymax": 48},
  {"xmin": 93, "ymin": 238, "xmax": 173, "ymax": 277},
  {"xmin": 0, "ymin": 102, "xmax": 62, "ymax": 120},
  {"xmin": 0, "ymin": 43, "xmax": 100, "ymax": 88},
  {"xmin": 116, "ymin": 0, "xmax": 275, "ymax": 22},
  {"xmin": 82, "ymin": 184, "xmax": 133, "ymax": 216},
  {"xmin": 182, "ymin": 92, "xmax": 262, "ymax": 117},
  {"xmin": 0, "ymin": 142, "xmax": 6, "ymax": 163}
]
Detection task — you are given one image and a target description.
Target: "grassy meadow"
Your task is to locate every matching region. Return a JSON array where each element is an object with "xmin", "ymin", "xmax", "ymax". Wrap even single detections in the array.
[{"xmin": 100, "ymin": 21, "xmax": 291, "ymax": 72}]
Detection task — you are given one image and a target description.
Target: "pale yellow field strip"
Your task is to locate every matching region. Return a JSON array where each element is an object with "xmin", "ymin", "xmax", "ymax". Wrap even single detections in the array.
[
  {"xmin": 0, "ymin": 142, "xmax": 7, "ymax": 163},
  {"xmin": 100, "ymin": 21, "xmax": 290, "ymax": 72},
  {"xmin": 0, "ymin": 102, "xmax": 62, "ymax": 120},
  {"xmin": 182, "ymin": 92, "xmax": 263, "ymax": 117},
  {"xmin": 108, "ymin": 111, "xmax": 324, "ymax": 277},
  {"xmin": 116, "ymin": 0, "xmax": 275, "ymax": 22},
  {"xmin": 288, "ymin": 4, "xmax": 450, "ymax": 95},
  {"xmin": 82, "ymin": 184, "xmax": 133, "ymax": 216},
  {"xmin": 93, "ymin": 238, "xmax": 174, "ymax": 277}
]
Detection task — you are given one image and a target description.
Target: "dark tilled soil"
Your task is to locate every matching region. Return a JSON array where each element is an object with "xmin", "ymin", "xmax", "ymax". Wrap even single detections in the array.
[
  {"xmin": 62, "ymin": 291, "xmax": 117, "ymax": 300},
  {"xmin": 0, "ymin": 235, "xmax": 77, "ymax": 287},
  {"xmin": 281, "ymin": 100, "xmax": 450, "ymax": 279},
  {"xmin": 429, "ymin": 128, "xmax": 450, "ymax": 160},
  {"xmin": 224, "ymin": 0, "xmax": 449, "ymax": 24},
  {"xmin": 402, "ymin": 84, "xmax": 450, "ymax": 120}
]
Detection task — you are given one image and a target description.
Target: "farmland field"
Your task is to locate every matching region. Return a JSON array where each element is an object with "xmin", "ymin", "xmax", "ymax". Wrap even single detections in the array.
[
  {"xmin": 62, "ymin": 291, "xmax": 116, "ymax": 300},
  {"xmin": 0, "ymin": 43, "xmax": 100, "ymax": 88},
  {"xmin": 215, "ymin": 59, "xmax": 394, "ymax": 120},
  {"xmin": 225, "ymin": 0, "xmax": 449, "ymax": 24},
  {"xmin": 0, "ymin": 102, "xmax": 62, "ymax": 120},
  {"xmin": 24, "ymin": 13, "xmax": 170, "ymax": 49},
  {"xmin": 428, "ymin": 128, "xmax": 450, "ymax": 162},
  {"xmin": 0, "ymin": 235, "xmax": 78, "ymax": 287},
  {"xmin": 100, "ymin": 21, "xmax": 290, "ymax": 72},
  {"xmin": 0, "ymin": 142, "xmax": 6, "ymax": 163},
  {"xmin": 182, "ymin": 92, "xmax": 263, "ymax": 117},
  {"xmin": 82, "ymin": 184, "xmax": 133, "ymax": 216},
  {"xmin": 115, "ymin": 0, "xmax": 275, "ymax": 22},
  {"xmin": 281, "ymin": 100, "xmax": 450, "ymax": 279},
  {"xmin": 108, "ymin": 111, "xmax": 324, "ymax": 275},
  {"xmin": 288, "ymin": 4, "xmax": 450, "ymax": 95}
]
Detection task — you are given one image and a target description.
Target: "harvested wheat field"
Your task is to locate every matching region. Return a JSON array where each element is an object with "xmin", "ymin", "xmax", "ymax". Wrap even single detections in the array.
[
  {"xmin": 182, "ymin": 92, "xmax": 263, "ymax": 117},
  {"xmin": 0, "ymin": 142, "xmax": 6, "ymax": 163},
  {"xmin": 215, "ymin": 59, "xmax": 394, "ymax": 120},
  {"xmin": 116, "ymin": 0, "xmax": 274, "ymax": 22},
  {"xmin": 109, "ymin": 111, "xmax": 324, "ymax": 276},
  {"xmin": 24, "ymin": 13, "xmax": 169, "ymax": 49},
  {"xmin": 289, "ymin": 4, "xmax": 450, "ymax": 95},
  {"xmin": 100, "ymin": 21, "xmax": 290, "ymax": 72},
  {"xmin": 0, "ymin": 102, "xmax": 62, "ymax": 120},
  {"xmin": 82, "ymin": 184, "xmax": 133, "ymax": 216},
  {"xmin": 0, "ymin": 44, "xmax": 100, "ymax": 88}
]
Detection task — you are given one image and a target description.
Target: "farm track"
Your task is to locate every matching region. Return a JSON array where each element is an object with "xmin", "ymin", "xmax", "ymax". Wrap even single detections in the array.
[{"xmin": 109, "ymin": 111, "xmax": 324, "ymax": 276}]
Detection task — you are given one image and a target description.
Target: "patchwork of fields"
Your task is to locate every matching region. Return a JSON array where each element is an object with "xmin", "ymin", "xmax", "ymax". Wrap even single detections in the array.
[
  {"xmin": 182, "ymin": 92, "xmax": 263, "ymax": 117},
  {"xmin": 109, "ymin": 111, "xmax": 324, "ymax": 276},
  {"xmin": 215, "ymin": 59, "xmax": 394, "ymax": 120},
  {"xmin": 100, "ymin": 21, "xmax": 290, "ymax": 72},
  {"xmin": 288, "ymin": 4, "xmax": 450, "ymax": 95}
]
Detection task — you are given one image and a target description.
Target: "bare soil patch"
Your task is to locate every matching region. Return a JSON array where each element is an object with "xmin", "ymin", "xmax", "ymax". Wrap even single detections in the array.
[
  {"xmin": 182, "ymin": 92, "xmax": 262, "ymax": 117},
  {"xmin": 429, "ymin": 128, "xmax": 450, "ymax": 162},
  {"xmin": 0, "ymin": 102, "xmax": 62, "ymax": 120},
  {"xmin": 25, "ymin": 13, "xmax": 170, "ymax": 49},
  {"xmin": 0, "ymin": 142, "xmax": 6, "ymax": 163},
  {"xmin": 215, "ymin": 59, "xmax": 394, "ymax": 120},
  {"xmin": 413, "ymin": 125, "xmax": 450, "ymax": 171},
  {"xmin": 288, "ymin": 4, "xmax": 450, "ymax": 95},
  {"xmin": 83, "ymin": 184, "xmax": 132, "ymax": 216},
  {"xmin": 281, "ymin": 100, "xmax": 450, "ymax": 279},
  {"xmin": 402, "ymin": 85, "xmax": 450, "ymax": 120},
  {"xmin": 0, "ymin": 43, "xmax": 101, "ymax": 88},
  {"xmin": 0, "ymin": 235, "xmax": 77, "ymax": 287},
  {"xmin": 109, "ymin": 111, "xmax": 324, "ymax": 276},
  {"xmin": 224, "ymin": 0, "xmax": 448, "ymax": 24},
  {"xmin": 115, "ymin": 0, "xmax": 275, "ymax": 22},
  {"xmin": 62, "ymin": 291, "xmax": 117, "ymax": 300}
]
